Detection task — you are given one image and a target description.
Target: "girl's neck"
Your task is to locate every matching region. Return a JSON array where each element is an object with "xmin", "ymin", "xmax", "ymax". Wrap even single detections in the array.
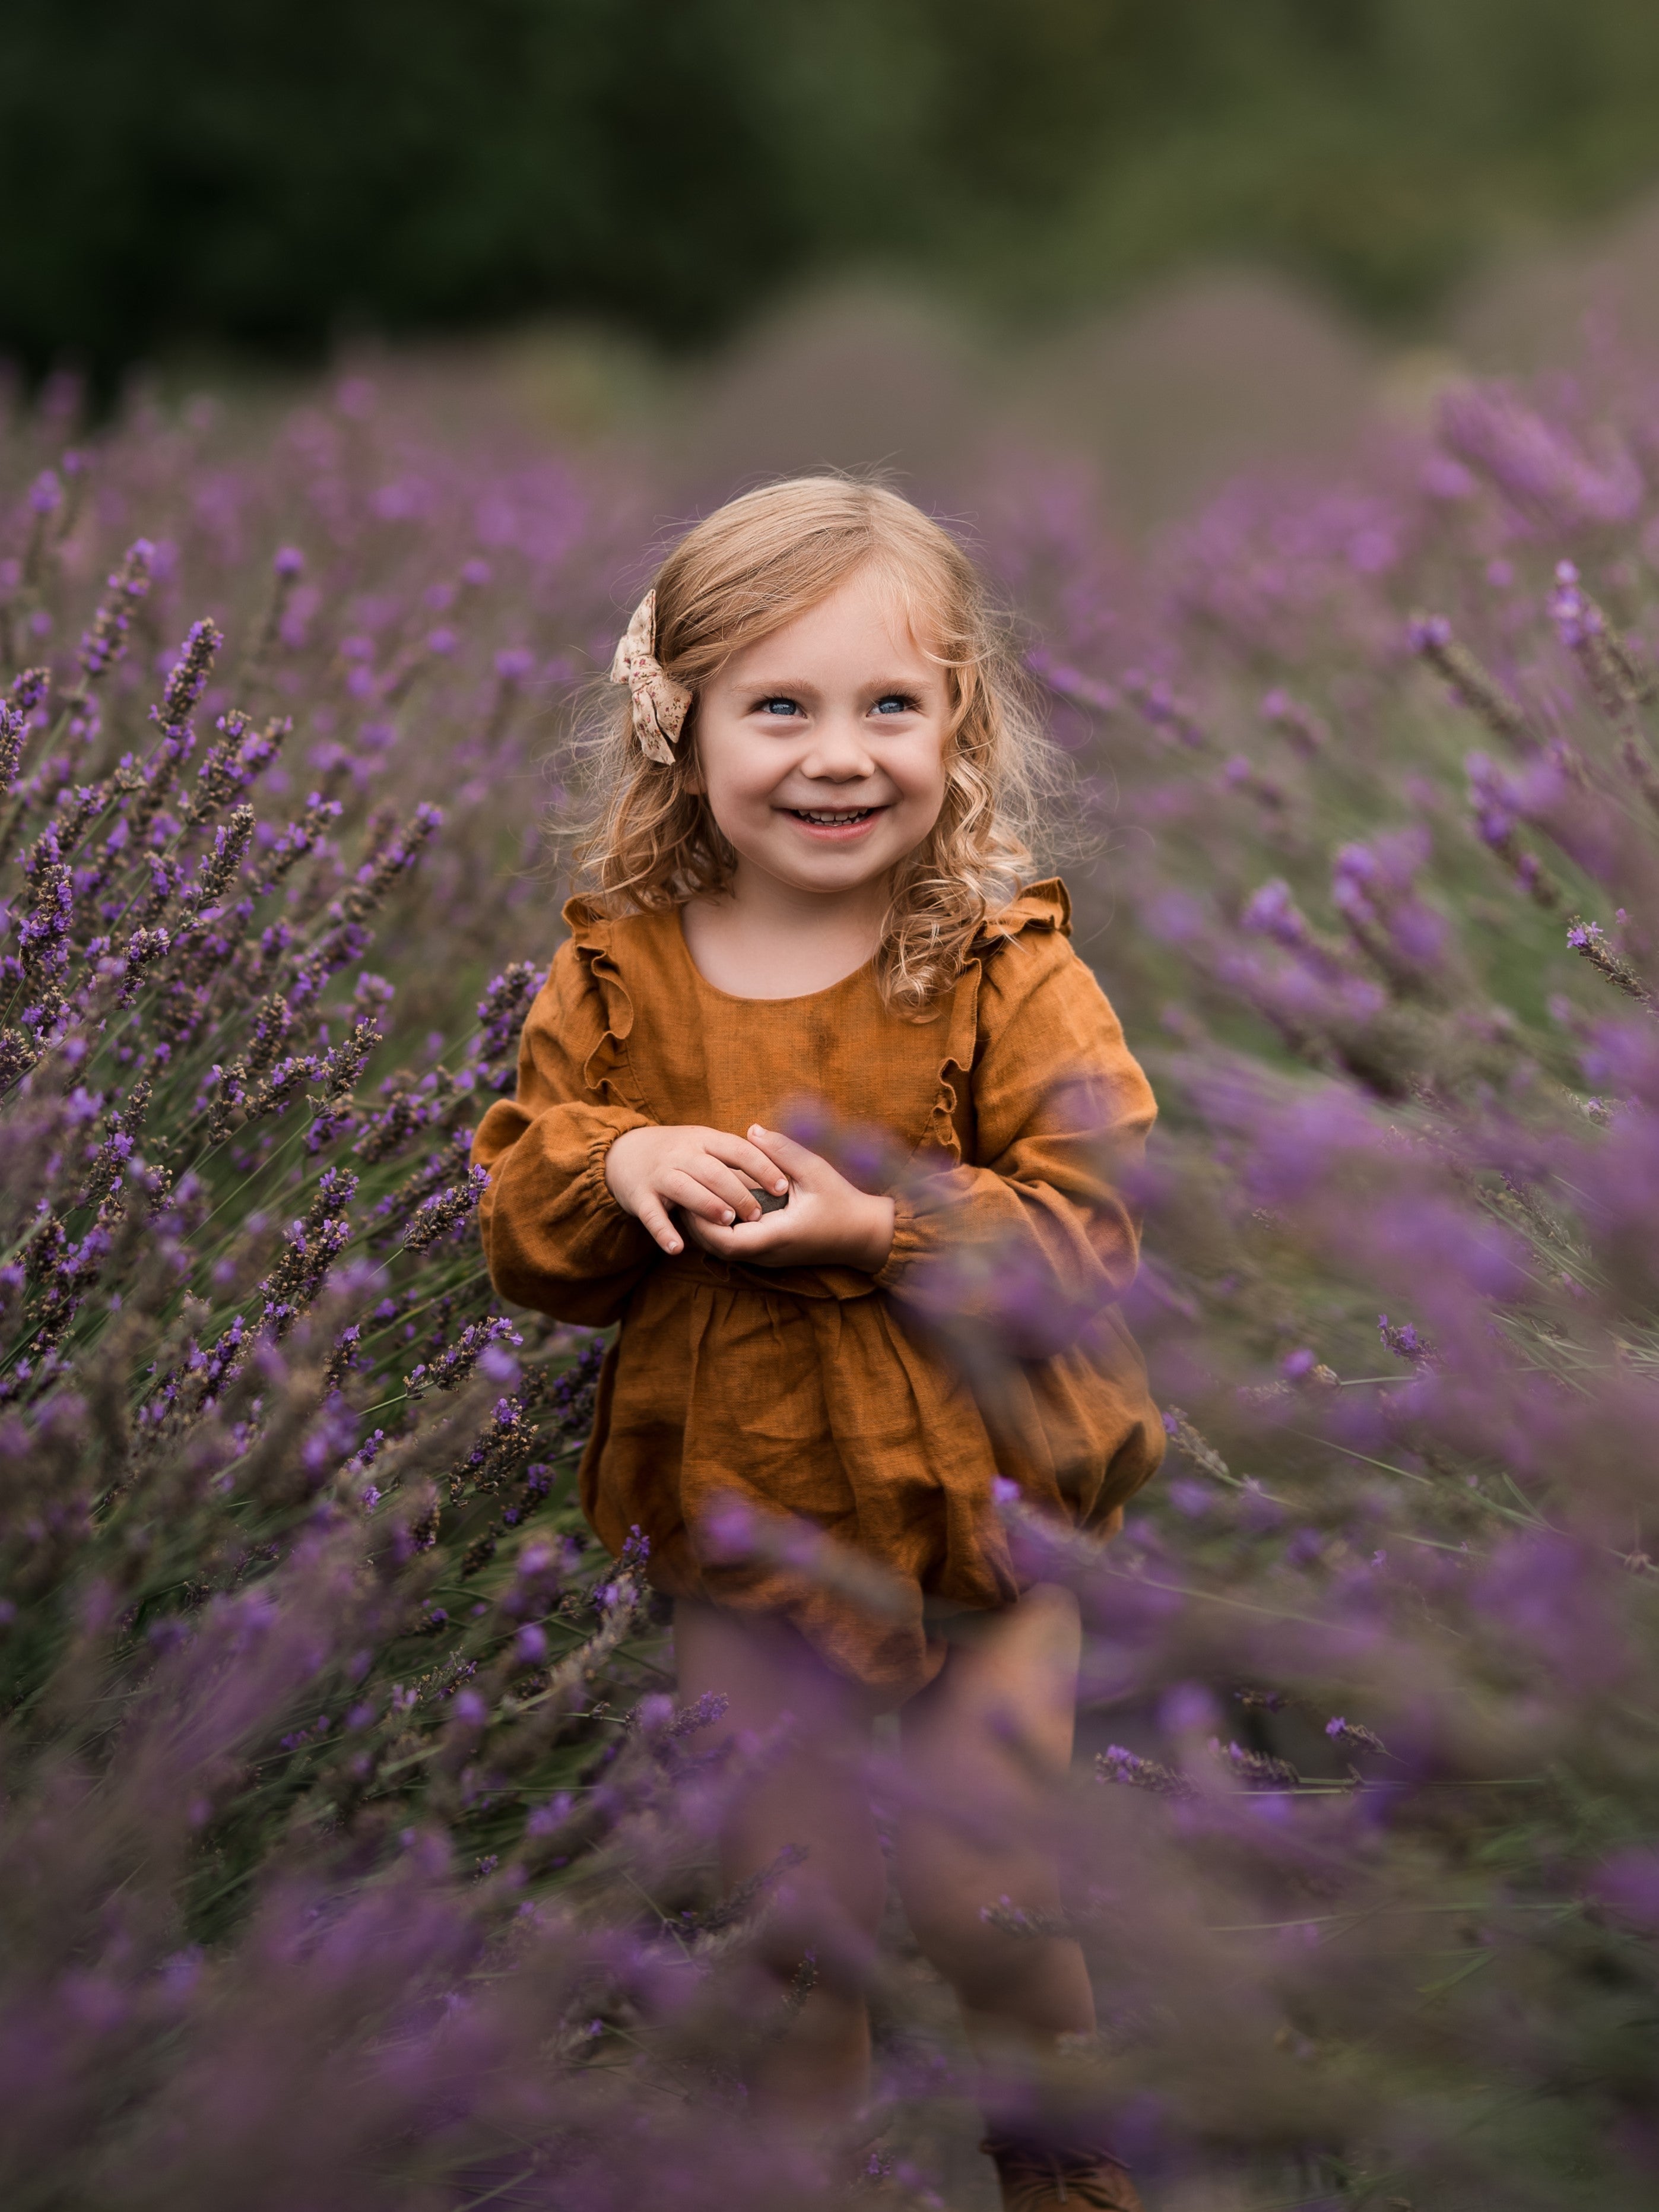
[{"xmin": 680, "ymin": 866, "xmax": 889, "ymax": 1000}]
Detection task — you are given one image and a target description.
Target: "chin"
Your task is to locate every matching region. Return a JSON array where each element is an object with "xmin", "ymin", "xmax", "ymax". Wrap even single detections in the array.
[{"xmin": 784, "ymin": 844, "xmax": 898, "ymax": 882}]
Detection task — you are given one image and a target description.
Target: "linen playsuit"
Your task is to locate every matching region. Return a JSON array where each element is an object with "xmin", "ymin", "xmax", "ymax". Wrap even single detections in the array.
[{"xmin": 471, "ymin": 878, "xmax": 1163, "ymax": 1706}]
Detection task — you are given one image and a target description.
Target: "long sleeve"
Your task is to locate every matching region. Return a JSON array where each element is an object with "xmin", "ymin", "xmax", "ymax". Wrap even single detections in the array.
[
  {"xmin": 471, "ymin": 939, "xmax": 658, "ymax": 1326},
  {"xmin": 873, "ymin": 928, "xmax": 1154, "ymax": 1358}
]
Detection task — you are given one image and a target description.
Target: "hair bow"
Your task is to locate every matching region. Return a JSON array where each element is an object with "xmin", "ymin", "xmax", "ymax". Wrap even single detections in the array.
[{"xmin": 608, "ymin": 590, "xmax": 692, "ymax": 766}]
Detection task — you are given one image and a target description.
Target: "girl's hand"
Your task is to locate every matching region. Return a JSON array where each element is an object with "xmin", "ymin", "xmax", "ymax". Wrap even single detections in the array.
[
  {"xmin": 605, "ymin": 1123, "xmax": 791, "ymax": 1256},
  {"xmin": 684, "ymin": 1124, "xmax": 896, "ymax": 1274}
]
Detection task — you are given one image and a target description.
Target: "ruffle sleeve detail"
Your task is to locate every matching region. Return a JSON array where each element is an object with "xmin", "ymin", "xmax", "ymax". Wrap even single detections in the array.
[
  {"xmin": 988, "ymin": 877, "xmax": 1071, "ymax": 938},
  {"xmin": 560, "ymin": 896, "xmax": 653, "ymax": 1113},
  {"xmin": 877, "ymin": 904, "xmax": 1156, "ymax": 1357},
  {"xmin": 918, "ymin": 877, "xmax": 1073, "ymax": 1166}
]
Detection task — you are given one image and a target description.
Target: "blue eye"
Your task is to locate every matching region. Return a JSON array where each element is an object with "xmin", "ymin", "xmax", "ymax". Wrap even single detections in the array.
[
  {"xmin": 757, "ymin": 696, "xmax": 801, "ymax": 717},
  {"xmin": 873, "ymin": 693, "xmax": 918, "ymax": 715}
]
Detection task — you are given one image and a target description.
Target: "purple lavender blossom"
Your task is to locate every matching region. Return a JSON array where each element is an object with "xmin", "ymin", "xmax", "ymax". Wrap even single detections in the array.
[{"xmin": 77, "ymin": 538, "xmax": 154, "ymax": 679}]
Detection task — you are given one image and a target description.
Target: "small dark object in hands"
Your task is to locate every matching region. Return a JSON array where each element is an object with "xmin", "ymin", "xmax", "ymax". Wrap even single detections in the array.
[{"xmin": 748, "ymin": 1186, "xmax": 790, "ymax": 1214}]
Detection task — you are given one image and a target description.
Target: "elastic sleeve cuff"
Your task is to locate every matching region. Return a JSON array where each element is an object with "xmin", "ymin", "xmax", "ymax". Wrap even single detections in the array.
[
  {"xmin": 871, "ymin": 1194, "xmax": 924, "ymax": 1291},
  {"xmin": 583, "ymin": 1114, "xmax": 656, "ymax": 1225}
]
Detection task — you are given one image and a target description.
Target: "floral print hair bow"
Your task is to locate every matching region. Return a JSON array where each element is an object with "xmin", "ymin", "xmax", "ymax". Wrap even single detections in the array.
[{"xmin": 608, "ymin": 590, "xmax": 692, "ymax": 766}]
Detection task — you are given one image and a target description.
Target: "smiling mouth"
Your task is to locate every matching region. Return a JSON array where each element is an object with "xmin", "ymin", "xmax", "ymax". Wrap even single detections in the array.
[{"xmin": 787, "ymin": 806, "xmax": 881, "ymax": 825}]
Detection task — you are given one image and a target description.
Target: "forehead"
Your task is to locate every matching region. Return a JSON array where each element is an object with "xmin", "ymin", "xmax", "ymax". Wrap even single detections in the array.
[{"xmin": 720, "ymin": 563, "xmax": 938, "ymax": 680}]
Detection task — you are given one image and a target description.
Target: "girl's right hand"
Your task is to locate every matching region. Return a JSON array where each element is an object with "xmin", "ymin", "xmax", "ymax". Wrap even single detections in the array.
[{"xmin": 604, "ymin": 1124, "xmax": 791, "ymax": 1255}]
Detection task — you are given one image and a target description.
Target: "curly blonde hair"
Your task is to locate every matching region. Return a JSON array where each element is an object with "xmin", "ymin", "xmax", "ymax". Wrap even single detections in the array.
[{"xmin": 563, "ymin": 475, "xmax": 1058, "ymax": 1017}]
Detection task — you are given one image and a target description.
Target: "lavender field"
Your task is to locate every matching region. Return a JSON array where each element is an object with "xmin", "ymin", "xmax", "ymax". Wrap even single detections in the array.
[{"xmin": 1, "ymin": 354, "xmax": 1657, "ymax": 2211}]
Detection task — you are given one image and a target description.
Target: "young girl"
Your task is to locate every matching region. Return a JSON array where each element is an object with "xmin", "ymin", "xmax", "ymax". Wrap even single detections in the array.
[{"xmin": 472, "ymin": 478, "xmax": 1162, "ymax": 2210}]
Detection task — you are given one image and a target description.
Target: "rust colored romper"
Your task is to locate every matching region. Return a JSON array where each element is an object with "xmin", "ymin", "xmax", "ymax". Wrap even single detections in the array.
[{"xmin": 472, "ymin": 879, "xmax": 1163, "ymax": 1705}]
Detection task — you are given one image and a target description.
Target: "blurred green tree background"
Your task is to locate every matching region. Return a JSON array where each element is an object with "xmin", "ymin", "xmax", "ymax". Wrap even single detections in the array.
[{"xmin": 7, "ymin": 0, "xmax": 1659, "ymax": 382}]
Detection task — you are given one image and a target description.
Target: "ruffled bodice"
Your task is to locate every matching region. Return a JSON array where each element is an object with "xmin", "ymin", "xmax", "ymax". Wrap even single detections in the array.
[{"xmin": 472, "ymin": 880, "xmax": 1163, "ymax": 1704}]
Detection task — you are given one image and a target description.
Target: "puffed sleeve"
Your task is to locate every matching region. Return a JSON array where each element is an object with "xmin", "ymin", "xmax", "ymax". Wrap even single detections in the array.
[
  {"xmin": 873, "ymin": 926, "xmax": 1154, "ymax": 1357},
  {"xmin": 471, "ymin": 938, "xmax": 658, "ymax": 1326}
]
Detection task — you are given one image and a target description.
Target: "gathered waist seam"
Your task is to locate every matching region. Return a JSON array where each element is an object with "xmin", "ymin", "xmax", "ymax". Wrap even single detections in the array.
[{"xmin": 654, "ymin": 1255, "xmax": 880, "ymax": 1304}]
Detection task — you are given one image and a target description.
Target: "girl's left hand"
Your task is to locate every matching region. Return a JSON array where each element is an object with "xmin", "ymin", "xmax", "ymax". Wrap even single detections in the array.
[{"xmin": 683, "ymin": 1124, "xmax": 896, "ymax": 1274}]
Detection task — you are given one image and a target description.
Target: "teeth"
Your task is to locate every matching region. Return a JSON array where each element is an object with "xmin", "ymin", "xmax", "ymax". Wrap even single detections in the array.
[{"xmin": 794, "ymin": 808, "xmax": 873, "ymax": 823}]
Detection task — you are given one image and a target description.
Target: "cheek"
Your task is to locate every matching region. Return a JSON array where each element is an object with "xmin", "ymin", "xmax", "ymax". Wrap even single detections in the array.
[
  {"xmin": 719, "ymin": 762, "xmax": 783, "ymax": 814},
  {"xmin": 695, "ymin": 731, "xmax": 770, "ymax": 812},
  {"xmin": 894, "ymin": 741, "xmax": 950, "ymax": 815}
]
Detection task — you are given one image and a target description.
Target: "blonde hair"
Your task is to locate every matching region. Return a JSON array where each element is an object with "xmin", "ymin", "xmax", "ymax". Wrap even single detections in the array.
[{"xmin": 563, "ymin": 476, "xmax": 1058, "ymax": 1017}]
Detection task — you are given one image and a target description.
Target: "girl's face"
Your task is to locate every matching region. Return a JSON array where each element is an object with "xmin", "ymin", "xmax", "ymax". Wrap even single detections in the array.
[{"xmin": 691, "ymin": 565, "xmax": 950, "ymax": 901}]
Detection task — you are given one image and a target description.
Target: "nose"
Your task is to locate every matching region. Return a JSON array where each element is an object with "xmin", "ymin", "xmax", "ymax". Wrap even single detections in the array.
[{"xmin": 798, "ymin": 708, "xmax": 877, "ymax": 781}]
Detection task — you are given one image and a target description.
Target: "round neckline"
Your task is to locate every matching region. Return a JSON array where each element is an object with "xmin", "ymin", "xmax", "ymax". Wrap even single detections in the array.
[{"xmin": 671, "ymin": 904, "xmax": 876, "ymax": 1006}]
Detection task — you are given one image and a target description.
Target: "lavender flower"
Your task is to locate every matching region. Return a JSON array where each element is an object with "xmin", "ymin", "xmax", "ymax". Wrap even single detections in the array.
[
  {"xmin": 1439, "ymin": 381, "xmax": 1642, "ymax": 530},
  {"xmin": 1377, "ymin": 1313, "xmax": 1434, "ymax": 1365},
  {"xmin": 1566, "ymin": 914, "xmax": 1654, "ymax": 1007},
  {"xmin": 402, "ymin": 1162, "xmax": 488, "ymax": 1251},
  {"xmin": 0, "ymin": 702, "xmax": 29, "ymax": 796},
  {"xmin": 76, "ymin": 539, "xmax": 154, "ymax": 680},
  {"xmin": 253, "ymin": 1167, "xmax": 359, "ymax": 1337},
  {"xmin": 1325, "ymin": 1715, "xmax": 1388, "ymax": 1755},
  {"xmin": 153, "ymin": 618, "xmax": 224, "ymax": 736},
  {"xmin": 405, "ymin": 1314, "xmax": 522, "ymax": 1397},
  {"xmin": 1409, "ymin": 612, "xmax": 1531, "ymax": 749},
  {"xmin": 1096, "ymin": 1746, "xmax": 1197, "ymax": 1799}
]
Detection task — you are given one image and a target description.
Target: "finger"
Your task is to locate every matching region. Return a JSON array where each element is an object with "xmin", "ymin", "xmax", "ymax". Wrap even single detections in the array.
[
  {"xmin": 692, "ymin": 1158, "xmax": 771, "ymax": 1221},
  {"xmin": 634, "ymin": 1194, "xmax": 683, "ymax": 1256},
  {"xmin": 746, "ymin": 1123, "xmax": 829, "ymax": 1185},
  {"xmin": 686, "ymin": 1216, "xmax": 736, "ymax": 1258},
  {"xmin": 660, "ymin": 1167, "xmax": 742, "ymax": 1226},
  {"xmin": 694, "ymin": 1213, "xmax": 785, "ymax": 1260},
  {"xmin": 706, "ymin": 1132, "xmax": 791, "ymax": 1196}
]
